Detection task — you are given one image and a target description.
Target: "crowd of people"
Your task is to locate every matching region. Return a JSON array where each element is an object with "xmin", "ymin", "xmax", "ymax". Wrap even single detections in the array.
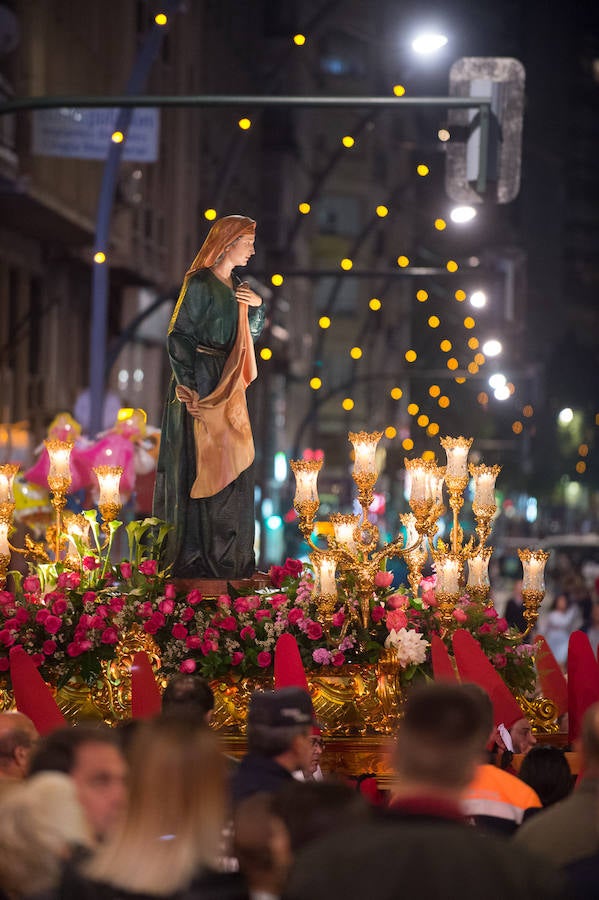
[{"xmin": 1, "ymin": 672, "xmax": 599, "ymax": 900}]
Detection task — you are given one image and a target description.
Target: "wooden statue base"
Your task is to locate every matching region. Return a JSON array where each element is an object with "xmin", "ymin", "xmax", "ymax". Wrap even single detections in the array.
[{"xmin": 172, "ymin": 572, "xmax": 271, "ymax": 599}]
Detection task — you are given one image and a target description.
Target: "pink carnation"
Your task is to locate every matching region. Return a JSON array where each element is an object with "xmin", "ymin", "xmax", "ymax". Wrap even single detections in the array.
[
  {"xmin": 386, "ymin": 609, "xmax": 408, "ymax": 631},
  {"xmin": 180, "ymin": 658, "xmax": 197, "ymax": 673},
  {"xmin": 257, "ymin": 650, "xmax": 272, "ymax": 668},
  {"xmin": 331, "ymin": 651, "xmax": 345, "ymax": 667},
  {"xmin": 374, "ymin": 571, "xmax": 393, "ymax": 589}
]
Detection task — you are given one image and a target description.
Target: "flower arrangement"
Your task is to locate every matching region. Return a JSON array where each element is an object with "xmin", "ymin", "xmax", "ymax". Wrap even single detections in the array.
[{"xmin": 0, "ymin": 518, "xmax": 535, "ymax": 697}]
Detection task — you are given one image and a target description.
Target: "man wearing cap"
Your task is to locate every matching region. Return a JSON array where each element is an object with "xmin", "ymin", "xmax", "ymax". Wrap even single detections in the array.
[{"xmin": 231, "ymin": 687, "xmax": 316, "ymax": 806}]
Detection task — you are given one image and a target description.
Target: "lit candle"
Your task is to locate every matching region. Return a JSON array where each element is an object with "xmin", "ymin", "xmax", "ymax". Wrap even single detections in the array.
[
  {"xmin": 440, "ymin": 436, "xmax": 473, "ymax": 481},
  {"xmin": 428, "ymin": 465, "xmax": 446, "ymax": 505},
  {"xmin": 0, "ymin": 464, "xmax": 19, "ymax": 504},
  {"xmin": 349, "ymin": 431, "xmax": 382, "ymax": 478},
  {"xmin": 519, "ymin": 549, "xmax": 549, "ymax": 592},
  {"xmin": 290, "ymin": 459, "xmax": 322, "ymax": 506},
  {"xmin": 313, "ymin": 554, "xmax": 337, "ymax": 597},
  {"xmin": 93, "ymin": 466, "xmax": 123, "ymax": 510},
  {"xmin": 470, "ymin": 464, "xmax": 500, "ymax": 509},
  {"xmin": 404, "ymin": 458, "xmax": 428, "ymax": 503},
  {"xmin": 0, "ymin": 521, "xmax": 9, "ymax": 556},
  {"xmin": 436, "ymin": 555, "xmax": 461, "ymax": 594},
  {"xmin": 330, "ymin": 513, "xmax": 359, "ymax": 552},
  {"xmin": 65, "ymin": 514, "xmax": 91, "ymax": 551},
  {"xmin": 45, "ymin": 440, "xmax": 73, "ymax": 492},
  {"xmin": 467, "ymin": 550, "xmax": 491, "ymax": 589}
]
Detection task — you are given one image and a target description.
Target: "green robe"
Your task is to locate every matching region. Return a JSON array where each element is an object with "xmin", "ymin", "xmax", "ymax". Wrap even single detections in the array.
[{"xmin": 153, "ymin": 269, "xmax": 265, "ymax": 578}]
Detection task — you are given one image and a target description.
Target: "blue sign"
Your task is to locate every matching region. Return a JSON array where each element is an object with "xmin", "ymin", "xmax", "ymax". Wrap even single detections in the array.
[{"xmin": 31, "ymin": 107, "xmax": 160, "ymax": 162}]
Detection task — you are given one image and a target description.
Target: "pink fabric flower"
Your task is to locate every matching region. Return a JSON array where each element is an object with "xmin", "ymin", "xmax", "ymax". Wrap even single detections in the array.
[
  {"xmin": 371, "ymin": 605, "xmax": 386, "ymax": 624},
  {"xmin": 120, "ymin": 562, "xmax": 133, "ymax": 579},
  {"xmin": 100, "ymin": 627, "xmax": 119, "ymax": 644},
  {"xmin": 186, "ymin": 589, "xmax": 202, "ymax": 605},
  {"xmin": 172, "ymin": 623, "xmax": 188, "ymax": 640},
  {"xmin": 386, "ymin": 609, "xmax": 408, "ymax": 631},
  {"xmin": 231, "ymin": 651, "xmax": 244, "ymax": 666},
  {"xmin": 257, "ymin": 651, "xmax": 272, "ymax": 668},
  {"xmin": 453, "ymin": 608, "xmax": 468, "ymax": 623},
  {"xmin": 374, "ymin": 571, "xmax": 393, "ymax": 589},
  {"xmin": 82, "ymin": 556, "xmax": 100, "ymax": 570},
  {"xmin": 287, "ymin": 607, "xmax": 304, "ymax": 625},
  {"xmin": 42, "ymin": 640, "xmax": 57, "ymax": 655},
  {"xmin": 306, "ymin": 621, "xmax": 324, "ymax": 640},
  {"xmin": 240, "ymin": 626, "xmax": 256, "ymax": 641},
  {"xmin": 44, "ymin": 615, "xmax": 62, "ymax": 635},
  {"xmin": 139, "ymin": 559, "xmax": 158, "ymax": 577},
  {"xmin": 180, "ymin": 658, "xmax": 197, "ymax": 673}
]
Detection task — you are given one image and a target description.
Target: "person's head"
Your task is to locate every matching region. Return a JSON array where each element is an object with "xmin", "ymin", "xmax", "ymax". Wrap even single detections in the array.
[
  {"xmin": 28, "ymin": 724, "xmax": 127, "ymax": 841},
  {"xmin": 518, "ymin": 745, "xmax": 573, "ymax": 806},
  {"xmin": 580, "ymin": 702, "xmax": 599, "ymax": 776},
  {"xmin": 188, "ymin": 215, "xmax": 256, "ymax": 272},
  {"xmin": 512, "ymin": 579, "xmax": 523, "ymax": 602},
  {"xmin": 223, "ymin": 232, "xmax": 255, "ymax": 268},
  {"xmin": 552, "ymin": 592, "xmax": 570, "ymax": 613},
  {"xmin": 162, "ymin": 673, "xmax": 215, "ymax": 724},
  {"xmin": 0, "ymin": 771, "xmax": 91, "ymax": 896},
  {"xmin": 233, "ymin": 792, "xmax": 292, "ymax": 896},
  {"xmin": 306, "ymin": 733, "xmax": 324, "ymax": 778},
  {"xmin": 247, "ymin": 688, "xmax": 315, "ymax": 775},
  {"xmin": 509, "ymin": 717, "xmax": 537, "ymax": 755},
  {"xmin": 86, "ymin": 717, "xmax": 226, "ymax": 896},
  {"xmin": 394, "ymin": 683, "xmax": 490, "ymax": 798},
  {"xmin": 272, "ymin": 780, "xmax": 370, "ymax": 853},
  {"xmin": 0, "ymin": 711, "xmax": 38, "ymax": 779}
]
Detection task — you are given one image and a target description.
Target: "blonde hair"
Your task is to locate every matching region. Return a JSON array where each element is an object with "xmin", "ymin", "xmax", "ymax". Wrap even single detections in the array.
[
  {"xmin": 0, "ymin": 772, "xmax": 91, "ymax": 896},
  {"xmin": 86, "ymin": 717, "xmax": 226, "ymax": 896}
]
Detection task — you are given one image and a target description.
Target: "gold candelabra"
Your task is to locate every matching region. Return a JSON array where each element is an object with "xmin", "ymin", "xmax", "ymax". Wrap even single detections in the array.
[{"xmin": 291, "ymin": 431, "xmax": 548, "ymax": 638}]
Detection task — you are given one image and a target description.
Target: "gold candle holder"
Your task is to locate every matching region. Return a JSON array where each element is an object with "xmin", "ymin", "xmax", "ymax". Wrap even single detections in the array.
[
  {"xmin": 310, "ymin": 552, "xmax": 338, "ymax": 629},
  {"xmin": 0, "ymin": 463, "xmax": 19, "ymax": 525},
  {"xmin": 0, "ymin": 521, "xmax": 10, "ymax": 588},
  {"xmin": 400, "ymin": 512, "xmax": 428, "ymax": 598},
  {"xmin": 349, "ymin": 431, "xmax": 383, "ymax": 511},
  {"xmin": 466, "ymin": 546, "xmax": 493, "ymax": 604},
  {"xmin": 93, "ymin": 466, "xmax": 124, "ymax": 529},
  {"xmin": 518, "ymin": 548, "xmax": 549, "ymax": 636},
  {"xmin": 45, "ymin": 439, "xmax": 73, "ymax": 559},
  {"xmin": 290, "ymin": 459, "xmax": 322, "ymax": 537},
  {"xmin": 470, "ymin": 463, "xmax": 500, "ymax": 547},
  {"xmin": 440, "ymin": 436, "xmax": 473, "ymax": 554}
]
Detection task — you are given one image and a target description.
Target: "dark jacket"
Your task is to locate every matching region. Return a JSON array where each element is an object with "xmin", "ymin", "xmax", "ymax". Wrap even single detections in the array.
[
  {"xmin": 43, "ymin": 865, "xmax": 248, "ymax": 900},
  {"xmin": 231, "ymin": 753, "xmax": 295, "ymax": 806}
]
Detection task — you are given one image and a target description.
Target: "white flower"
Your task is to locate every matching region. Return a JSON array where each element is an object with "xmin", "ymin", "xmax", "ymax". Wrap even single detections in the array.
[{"xmin": 384, "ymin": 627, "xmax": 429, "ymax": 668}]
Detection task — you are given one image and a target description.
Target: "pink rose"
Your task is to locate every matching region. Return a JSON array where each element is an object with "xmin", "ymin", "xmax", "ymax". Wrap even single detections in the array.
[
  {"xmin": 331, "ymin": 610, "xmax": 346, "ymax": 628},
  {"xmin": 82, "ymin": 556, "xmax": 100, "ymax": 570},
  {"xmin": 331, "ymin": 651, "xmax": 345, "ymax": 667},
  {"xmin": 282, "ymin": 558, "xmax": 303, "ymax": 579},
  {"xmin": 95, "ymin": 605, "xmax": 108, "ymax": 618},
  {"xmin": 120, "ymin": 562, "xmax": 133, "ymax": 579},
  {"xmin": 109, "ymin": 596, "xmax": 125, "ymax": 614},
  {"xmin": 257, "ymin": 650, "xmax": 272, "ymax": 668},
  {"xmin": 234, "ymin": 597, "xmax": 250, "ymax": 614},
  {"xmin": 306, "ymin": 621, "xmax": 324, "ymax": 640},
  {"xmin": 0, "ymin": 657, "xmax": 9, "ymax": 671},
  {"xmin": 0, "ymin": 629, "xmax": 14, "ymax": 647},
  {"xmin": 269, "ymin": 565, "xmax": 285, "ymax": 588},
  {"xmin": 164, "ymin": 583, "xmax": 177, "ymax": 600},
  {"xmin": 496, "ymin": 617, "xmax": 508, "ymax": 633},
  {"xmin": 56, "ymin": 572, "xmax": 69, "ymax": 589},
  {"xmin": 0, "ymin": 590, "xmax": 14, "ymax": 605},
  {"xmin": 484, "ymin": 607, "xmax": 498, "ymax": 619},
  {"xmin": 172, "ymin": 623, "xmax": 188, "ymax": 640},
  {"xmin": 478, "ymin": 622, "xmax": 493, "ymax": 635},
  {"xmin": 182, "ymin": 606, "xmax": 195, "ymax": 622},
  {"xmin": 66, "ymin": 572, "xmax": 81, "ymax": 589},
  {"xmin": 139, "ymin": 559, "xmax": 158, "ymax": 577},
  {"xmin": 180, "ymin": 658, "xmax": 197, "ymax": 673},
  {"xmin": 421, "ymin": 588, "xmax": 437, "ymax": 608},
  {"xmin": 371, "ymin": 605, "xmax": 386, "ymax": 624},
  {"xmin": 217, "ymin": 615, "xmax": 237, "ymax": 632},
  {"xmin": 185, "ymin": 636, "xmax": 202, "ymax": 650},
  {"xmin": 287, "ymin": 607, "xmax": 304, "ymax": 625},
  {"xmin": 200, "ymin": 639, "xmax": 217, "ymax": 656},
  {"xmin": 453, "ymin": 609, "xmax": 468, "ymax": 623},
  {"xmin": 388, "ymin": 593, "xmax": 409, "ymax": 610},
  {"xmin": 493, "ymin": 653, "xmax": 507, "ymax": 669},
  {"xmin": 386, "ymin": 609, "xmax": 408, "ymax": 631},
  {"xmin": 255, "ymin": 609, "xmax": 272, "ymax": 622},
  {"xmin": 42, "ymin": 640, "xmax": 57, "ymax": 655},
  {"xmin": 100, "ymin": 627, "xmax": 119, "ymax": 644},
  {"xmin": 89, "ymin": 615, "xmax": 105, "ymax": 629},
  {"xmin": 67, "ymin": 642, "xmax": 83, "ymax": 657},
  {"xmin": 186, "ymin": 589, "xmax": 202, "ymax": 606},
  {"xmin": 35, "ymin": 609, "xmax": 49, "ymax": 624},
  {"xmin": 269, "ymin": 593, "xmax": 288, "ymax": 609},
  {"xmin": 374, "ymin": 571, "xmax": 393, "ymax": 589},
  {"xmin": 231, "ymin": 651, "xmax": 244, "ymax": 666},
  {"xmin": 52, "ymin": 598, "xmax": 67, "ymax": 615},
  {"xmin": 31, "ymin": 653, "xmax": 44, "ymax": 667},
  {"xmin": 217, "ymin": 594, "xmax": 231, "ymax": 608},
  {"xmin": 22, "ymin": 576, "xmax": 41, "ymax": 594},
  {"xmin": 143, "ymin": 612, "xmax": 165, "ymax": 635},
  {"xmin": 44, "ymin": 615, "xmax": 62, "ymax": 635},
  {"xmin": 246, "ymin": 595, "xmax": 261, "ymax": 610},
  {"xmin": 15, "ymin": 608, "xmax": 29, "ymax": 626},
  {"xmin": 82, "ymin": 591, "xmax": 97, "ymax": 604},
  {"xmin": 240, "ymin": 626, "xmax": 256, "ymax": 641},
  {"xmin": 204, "ymin": 627, "xmax": 218, "ymax": 641},
  {"xmin": 159, "ymin": 598, "xmax": 175, "ymax": 615}
]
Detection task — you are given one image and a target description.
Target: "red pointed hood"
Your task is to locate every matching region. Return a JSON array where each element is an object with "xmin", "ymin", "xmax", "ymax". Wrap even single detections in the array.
[
  {"xmin": 534, "ymin": 635, "xmax": 568, "ymax": 718},
  {"xmin": 9, "ymin": 646, "xmax": 67, "ymax": 735},
  {"xmin": 567, "ymin": 631, "xmax": 599, "ymax": 743},
  {"xmin": 452, "ymin": 629, "xmax": 524, "ymax": 729},
  {"xmin": 431, "ymin": 634, "xmax": 459, "ymax": 683},
  {"xmin": 130, "ymin": 651, "xmax": 162, "ymax": 719}
]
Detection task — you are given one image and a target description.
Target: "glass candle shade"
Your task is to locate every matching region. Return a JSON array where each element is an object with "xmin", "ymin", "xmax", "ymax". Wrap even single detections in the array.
[
  {"xmin": 436, "ymin": 554, "xmax": 461, "ymax": 594},
  {"xmin": 45, "ymin": 440, "xmax": 73, "ymax": 492},
  {"xmin": 93, "ymin": 466, "xmax": 123, "ymax": 509},
  {"xmin": 440, "ymin": 436, "xmax": 473, "ymax": 481},
  {"xmin": 290, "ymin": 459, "xmax": 322, "ymax": 506},
  {"xmin": 313, "ymin": 553, "xmax": 337, "ymax": 597},
  {"xmin": 467, "ymin": 548, "xmax": 492, "ymax": 589},
  {"xmin": 404, "ymin": 458, "xmax": 429, "ymax": 503},
  {"xmin": 470, "ymin": 463, "xmax": 501, "ymax": 509},
  {"xmin": 0, "ymin": 464, "xmax": 19, "ymax": 504},
  {"xmin": 65, "ymin": 514, "xmax": 91, "ymax": 548},
  {"xmin": 428, "ymin": 464, "xmax": 446, "ymax": 505},
  {"xmin": 330, "ymin": 513, "xmax": 359, "ymax": 552},
  {"xmin": 0, "ymin": 521, "xmax": 9, "ymax": 556},
  {"xmin": 518, "ymin": 548, "xmax": 549, "ymax": 592},
  {"xmin": 349, "ymin": 431, "xmax": 382, "ymax": 478}
]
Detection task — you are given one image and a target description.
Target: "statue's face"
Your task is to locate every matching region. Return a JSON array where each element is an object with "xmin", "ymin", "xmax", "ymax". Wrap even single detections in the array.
[{"xmin": 226, "ymin": 234, "xmax": 255, "ymax": 267}]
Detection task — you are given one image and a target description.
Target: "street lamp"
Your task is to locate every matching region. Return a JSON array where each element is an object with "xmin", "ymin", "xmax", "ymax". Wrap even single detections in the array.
[
  {"xmin": 482, "ymin": 338, "xmax": 502, "ymax": 357},
  {"xmin": 488, "ymin": 373, "xmax": 506, "ymax": 391},
  {"xmin": 411, "ymin": 32, "xmax": 448, "ymax": 55},
  {"xmin": 450, "ymin": 205, "xmax": 477, "ymax": 223},
  {"xmin": 558, "ymin": 407, "xmax": 574, "ymax": 425},
  {"xmin": 470, "ymin": 290, "xmax": 487, "ymax": 308}
]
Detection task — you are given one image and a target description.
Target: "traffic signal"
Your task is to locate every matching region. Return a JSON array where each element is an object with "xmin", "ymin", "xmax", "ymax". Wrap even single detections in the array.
[{"xmin": 445, "ymin": 57, "xmax": 525, "ymax": 204}]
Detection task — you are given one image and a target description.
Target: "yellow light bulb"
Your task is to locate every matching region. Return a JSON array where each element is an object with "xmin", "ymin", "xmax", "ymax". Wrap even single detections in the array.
[
  {"xmin": 428, "ymin": 315, "xmax": 440, "ymax": 328},
  {"xmin": 429, "ymin": 385, "xmax": 441, "ymax": 398},
  {"xmin": 397, "ymin": 255, "xmax": 410, "ymax": 267},
  {"xmin": 385, "ymin": 426, "xmax": 397, "ymax": 439},
  {"xmin": 376, "ymin": 205, "xmax": 389, "ymax": 217},
  {"xmin": 405, "ymin": 349, "xmax": 417, "ymax": 363},
  {"xmin": 238, "ymin": 117, "xmax": 252, "ymax": 130},
  {"xmin": 474, "ymin": 352, "xmax": 485, "ymax": 365},
  {"xmin": 271, "ymin": 274, "xmax": 284, "ymax": 286},
  {"xmin": 342, "ymin": 135, "xmax": 355, "ymax": 148},
  {"xmin": 310, "ymin": 377, "xmax": 322, "ymax": 390},
  {"xmin": 94, "ymin": 251, "xmax": 106, "ymax": 264},
  {"xmin": 369, "ymin": 298, "xmax": 382, "ymax": 311},
  {"xmin": 111, "ymin": 131, "xmax": 124, "ymax": 144},
  {"xmin": 155, "ymin": 13, "xmax": 168, "ymax": 25},
  {"xmin": 390, "ymin": 387, "xmax": 403, "ymax": 400},
  {"xmin": 298, "ymin": 202, "xmax": 311, "ymax": 214},
  {"xmin": 434, "ymin": 218, "xmax": 446, "ymax": 231},
  {"xmin": 477, "ymin": 392, "xmax": 489, "ymax": 405},
  {"xmin": 417, "ymin": 164, "xmax": 429, "ymax": 176},
  {"xmin": 318, "ymin": 316, "xmax": 331, "ymax": 329},
  {"xmin": 455, "ymin": 376, "xmax": 466, "ymax": 384},
  {"xmin": 440, "ymin": 339, "xmax": 452, "ymax": 352},
  {"xmin": 350, "ymin": 347, "xmax": 363, "ymax": 359},
  {"xmin": 523, "ymin": 405, "xmax": 534, "ymax": 418},
  {"xmin": 422, "ymin": 450, "xmax": 435, "ymax": 462},
  {"xmin": 293, "ymin": 33, "xmax": 306, "ymax": 45},
  {"xmin": 340, "ymin": 258, "xmax": 353, "ymax": 270},
  {"xmin": 342, "ymin": 398, "xmax": 354, "ymax": 411},
  {"xmin": 393, "ymin": 84, "xmax": 406, "ymax": 96},
  {"xmin": 416, "ymin": 289, "xmax": 428, "ymax": 302},
  {"xmin": 204, "ymin": 208, "xmax": 217, "ymax": 220},
  {"xmin": 402, "ymin": 438, "xmax": 414, "ymax": 450},
  {"xmin": 260, "ymin": 348, "xmax": 273, "ymax": 360},
  {"xmin": 467, "ymin": 362, "xmax": 479, "ymax": 374},
  {"xmin": 438, "ymin": 128, "xmax": 450, "ymax": 142},
  {"xmin": 446, "ymin": 259, "xmax": 458, "ymax": 272},
  {"xmin": 407, "ymin": 403, "xmax": 419, "ymax": 415}
]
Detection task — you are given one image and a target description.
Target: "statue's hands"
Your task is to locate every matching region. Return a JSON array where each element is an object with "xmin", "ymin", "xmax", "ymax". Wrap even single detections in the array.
[
  {"xmin": 235, "ymin": 282, "xmax": 262, "ymax": 307},
  {"xmin": 175, "ymin": 385, "xmax": 204, "ymax": 420}
]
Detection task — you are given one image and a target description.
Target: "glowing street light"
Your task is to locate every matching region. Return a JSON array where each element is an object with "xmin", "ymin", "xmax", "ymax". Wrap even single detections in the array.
[
  {"xmin": 558, "ymin": 407, "xmax": 574, "ymax": 425},
  {"xmin": 470, "ymin": 290, "xmax": 487, "ymax": 308},
  {"xmin": 488, "ymin": 373, "xmax": 506, "ymax": 391},
  {"xmin": 494, "ymin": 385, "xmax": 510, "ymax": 401},
  {"xmin": 411, "ymin": 32, "xmax": 448, "ymax": 55},
  {"xmin": 482, "ymin": 339, "xmax": 502, "ymax": 357},
  {"xmin": 450, "ymin": 205, "xmax": 477, "ymax": 223}
]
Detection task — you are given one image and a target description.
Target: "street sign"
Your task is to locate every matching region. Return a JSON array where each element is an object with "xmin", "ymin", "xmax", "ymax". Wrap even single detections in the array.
[{"xmin": 31, "ymin": 107, "xmax": 160, "ymax": 161}]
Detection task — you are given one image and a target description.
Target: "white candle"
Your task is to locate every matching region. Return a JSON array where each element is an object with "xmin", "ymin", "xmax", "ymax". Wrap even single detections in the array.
[
  {"xmin": 470, "ymin": 464, "xmax": 500, "ymax": 508},
  {"xmin": 349, "ymin": 431, "xmax": 382, "ymax": 477},
  {"xmin": 405, "ymin": 459, "xmax": 428, "ymax": 503},
  {"xmin": 428, "ymin": 465, "xmax": 445, "ymax": 505},
  {"xmin": 290, "ymin": 460, "xmax": 322, "ymax": 506},
  {"xmin": 45, "ymin": 440, "xmax": 73, "ymax": 490},
  {"xmin": 93, "ymin": 466, "xmax": 123, "ymax": 508},
  {"xmin": 0, "ymin": 521, "xmax": 9, "ymax": 556},
  {"xmin": 315, "ymin": 554, "xmax": 337, "ymax": 597},
  {"xmin": 437, "ymin": 555, "xmax": 460, "ymax": 594},
  {"xmin": 0, "ymin": 464, "xmax": 19, "ymax": 504},
  {"xmin": 441, "ymin": 436, "xmax": 473, "ymax": 480},
  {"xmin": 330, "ymin": 514, "xmax": 359, "ymax": 552},
  {"xmin": 519, "ymin": 549, "xmax": 548, "ymax": 592}
]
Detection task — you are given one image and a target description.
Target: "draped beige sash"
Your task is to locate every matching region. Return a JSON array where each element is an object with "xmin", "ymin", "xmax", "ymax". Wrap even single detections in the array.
[{"xmin": 175, "ymin": 303, "xmax": 257, "ymax": 499}]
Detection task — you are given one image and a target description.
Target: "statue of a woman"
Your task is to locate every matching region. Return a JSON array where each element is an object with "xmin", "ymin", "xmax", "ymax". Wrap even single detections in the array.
[{"xmin": 153, "ymin": 216, "xmax": 265, "ymax": 579}]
